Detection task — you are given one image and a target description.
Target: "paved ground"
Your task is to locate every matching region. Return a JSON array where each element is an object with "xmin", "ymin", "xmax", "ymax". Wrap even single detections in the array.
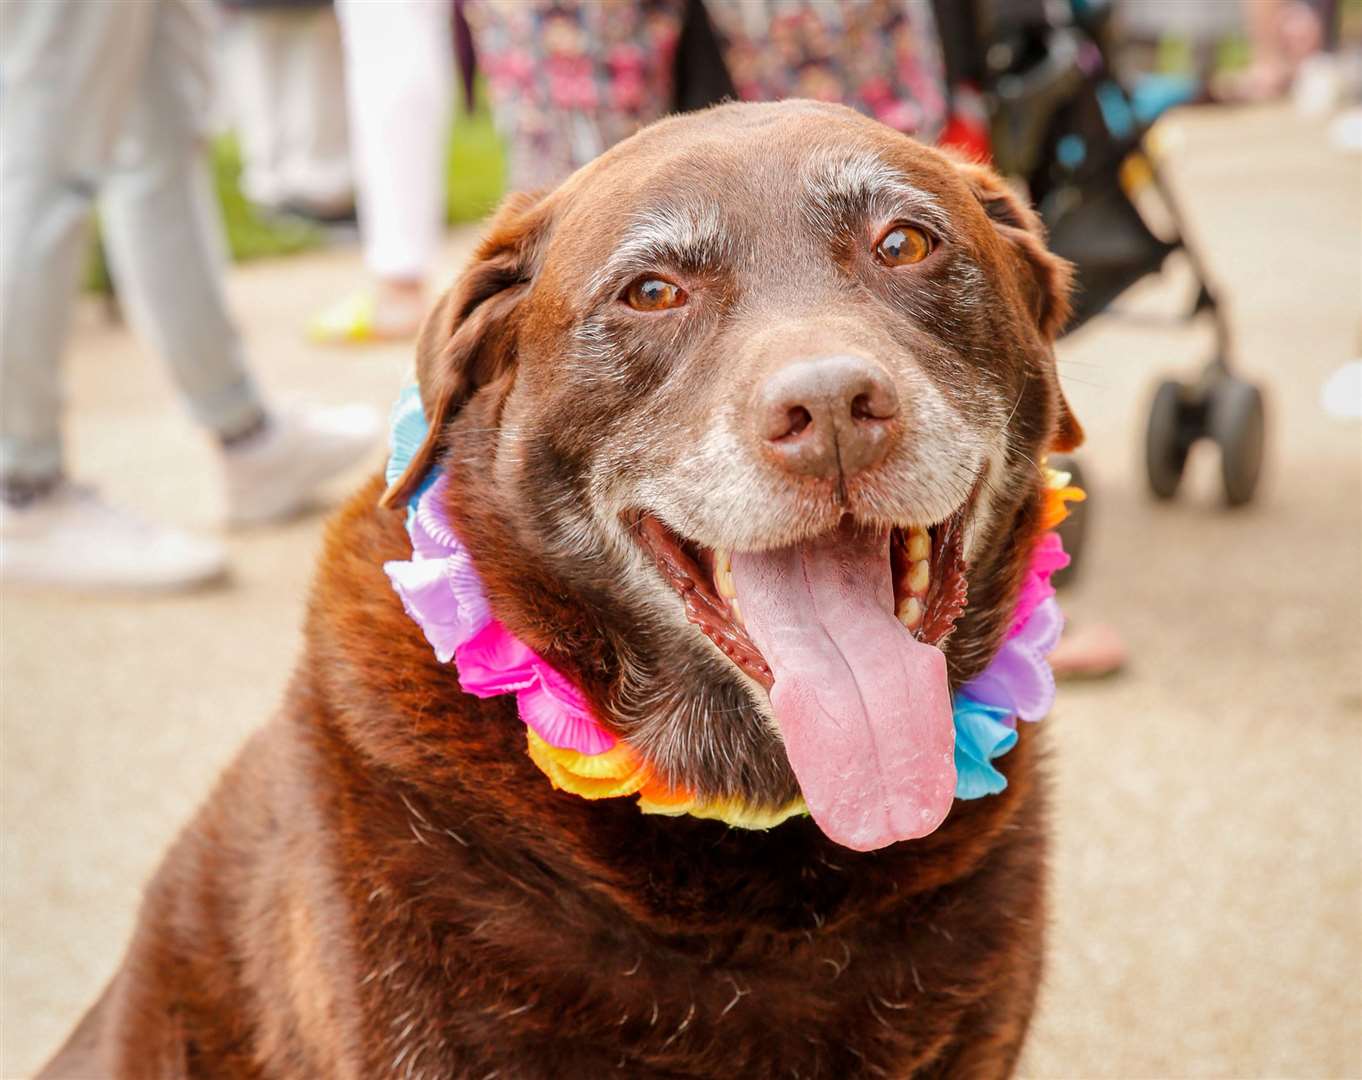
[{"xmin": 3, "ymin": 104, "xmax": 1359, "ymax": 1078}]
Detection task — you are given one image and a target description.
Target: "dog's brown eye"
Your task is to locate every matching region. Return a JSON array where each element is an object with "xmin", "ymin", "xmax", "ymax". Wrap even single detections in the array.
[
  {"xmin": 876, "ymin": 225, "xmax": 933, "ymax": 267},
  {"xmin": 624, "ymin": 277, "xmax": 687, "ymax": 311}
]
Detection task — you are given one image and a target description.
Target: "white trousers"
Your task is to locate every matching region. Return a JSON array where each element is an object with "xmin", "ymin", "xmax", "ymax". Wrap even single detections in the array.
[
  {"xmin": 0, "ymin": 0, "xmax": 263, "ymax": 482},
  {"xmin": 335, "ymin": 0, "xmax": 454, "ymax": 281},
  {"xmin": 222, "ymin": 7, "xmax": 354, "ymax": 212}
]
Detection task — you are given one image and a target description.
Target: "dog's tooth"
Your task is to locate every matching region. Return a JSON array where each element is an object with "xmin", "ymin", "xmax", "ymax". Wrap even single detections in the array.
[
  {"xmin": 729, "ymin": 598, "xmax": 743, "ymax": 624},
  {"xmin": 897, "ymin": 596, "xmax": 923, "ymax": 629},
  {"xmin": 908, "ymin": 559, "xmax": 930, "ymax": 596},
  {"xmin": 907, "ymin": 529, "xmax": 930, "ymax": 563},
  {"xmin": 715, "ymin": 549, "xmax": 736, "ymax": 598}
]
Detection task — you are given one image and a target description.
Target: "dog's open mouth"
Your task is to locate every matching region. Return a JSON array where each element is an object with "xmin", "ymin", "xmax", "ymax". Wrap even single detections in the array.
[{"xmin": 635, "ymin": 501, "xmax": 972, "ymax": 851}]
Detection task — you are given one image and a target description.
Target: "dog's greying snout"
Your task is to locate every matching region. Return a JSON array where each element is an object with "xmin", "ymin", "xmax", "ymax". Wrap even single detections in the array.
[{"xmin": 755, "ymin": 354, "xmax": 899, "ymax": 482}]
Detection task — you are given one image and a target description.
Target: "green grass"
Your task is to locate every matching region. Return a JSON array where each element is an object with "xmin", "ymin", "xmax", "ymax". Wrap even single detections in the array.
[
  {"xmin": 213, "ymin": 137, "xmax": 325, "ymax": 261},
  {"xmin": 88, "ymin": 94, "xmax": 507, "ymax": 291},
  {"xmin": 446, "ymin": 97, "xmax": 507, "ymax": 224}
]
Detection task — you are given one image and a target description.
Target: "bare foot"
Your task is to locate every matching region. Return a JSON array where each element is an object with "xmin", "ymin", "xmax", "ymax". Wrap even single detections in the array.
[
  {"xmin": 308, "ymin": 280, "xmax": 429, "ymax": 345},
  {"xmin": 1049, "ymin": 622, "xmax": 1127, "ymax": 680},
  {"xmin": 372, "ymin": 278, "xmax": 427, "ymax": 340}
]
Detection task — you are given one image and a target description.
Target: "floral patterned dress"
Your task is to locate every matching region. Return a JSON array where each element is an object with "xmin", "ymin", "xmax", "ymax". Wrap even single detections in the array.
[{"xmin": 467, "ymin": 0, "xmax": 947, "ymax": 190}]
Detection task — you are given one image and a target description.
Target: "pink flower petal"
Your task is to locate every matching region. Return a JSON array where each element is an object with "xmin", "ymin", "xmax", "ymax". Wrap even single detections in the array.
[
  {"xmin": 517, "ymin": 674, "xmax": 616, "ymax": 754},
  {"xmin": 454, "ymin": 621, "xmax": 538, "ymax": 697},
  {"xmin": 1009, "ymin": 532, "xmax": 1070, "ymax": 636}
]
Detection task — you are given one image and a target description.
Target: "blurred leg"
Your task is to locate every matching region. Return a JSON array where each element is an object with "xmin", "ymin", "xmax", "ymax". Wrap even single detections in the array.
[
  {"xmin": 222, "ymin": 8, "xmax": 290, "ymax": 207},
  {"xmin": 102, "ymin": 4, "xmax": 381, "ymax": 534},
  {"xmin": 226, "ymin": 8, "xmax": 353, "ymax": 214},
  {"xmin": 98, "ymin": 0, "xmax": 267, "ymax": 442},
  {"xmin": 335, "ymin": 0, "xmax": 453, "ymax": 282},
  {"xmin": 0, "ymin": 0, "xmax": 154, "ymax": 484},
  {"xmin": 280, "ymin": 9, "xmax": 353, "ymax": 214},
  {"xmin": 0, "ymin": 0, "xmax": 229, "ymax": 589}
]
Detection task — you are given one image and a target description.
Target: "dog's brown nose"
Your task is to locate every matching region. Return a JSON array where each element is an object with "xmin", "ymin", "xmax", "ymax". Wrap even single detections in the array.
[{"xmin": 756, "ymin": 355, "xmax": 899, "ymax": 479}]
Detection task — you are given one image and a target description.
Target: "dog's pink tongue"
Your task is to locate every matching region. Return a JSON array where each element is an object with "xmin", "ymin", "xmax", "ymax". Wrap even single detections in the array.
[{"xmin": 730, "ymin": 526, "xmax": 956, "ymax": 851}]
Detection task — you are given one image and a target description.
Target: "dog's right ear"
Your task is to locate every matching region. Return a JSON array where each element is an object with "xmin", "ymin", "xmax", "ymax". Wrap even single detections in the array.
[{"xmin": 380, "ymin": 191, "xmax": 554, "ymax": 510}]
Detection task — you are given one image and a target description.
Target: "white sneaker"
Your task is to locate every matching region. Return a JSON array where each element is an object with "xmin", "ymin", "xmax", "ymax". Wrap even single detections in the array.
[
  {"xmin": 0, "ymin": 484, "xmax": 227, "ymax": 591},
  {"xmin": 222, "ymin": 404, "xmax": 380, "ymax": 526}
]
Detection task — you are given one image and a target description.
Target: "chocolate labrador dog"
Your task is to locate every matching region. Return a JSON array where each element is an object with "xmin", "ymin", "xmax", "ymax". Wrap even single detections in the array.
[{"xmin": 43, "ymin": 101, "xmax": 1080, "ymax": 1078}]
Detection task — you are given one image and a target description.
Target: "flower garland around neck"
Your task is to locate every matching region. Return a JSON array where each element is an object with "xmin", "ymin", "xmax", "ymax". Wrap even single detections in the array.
[{"xmin": 382, "ymin": 385, "xmax": 1084, "ymax": 829}]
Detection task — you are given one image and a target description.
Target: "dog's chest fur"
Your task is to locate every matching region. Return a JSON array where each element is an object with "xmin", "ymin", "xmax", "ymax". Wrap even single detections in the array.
[{"xmin": 315, "ymin": 745, "xmax": 1046, "ymax": 1078}]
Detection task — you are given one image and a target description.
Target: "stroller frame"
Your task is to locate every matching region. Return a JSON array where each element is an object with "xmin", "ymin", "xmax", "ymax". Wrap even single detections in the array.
[{"xmin": 933, "ymin": 0, "xmax": 1267, "ymax": 507}]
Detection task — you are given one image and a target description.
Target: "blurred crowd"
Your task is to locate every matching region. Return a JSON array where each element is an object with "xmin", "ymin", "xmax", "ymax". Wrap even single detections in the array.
[
  {"xmin": 1, "ymin": 0, "xmax": 1358, "ymax": 595},
  {"xmin": 220, "ymin": 0, "xmax": 1358, "ymax": 341}
]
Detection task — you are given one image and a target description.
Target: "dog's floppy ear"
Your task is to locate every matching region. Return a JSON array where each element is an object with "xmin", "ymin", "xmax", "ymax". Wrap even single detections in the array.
[
  {"xmin": 380, "ymin": 190, "xmax": 554, "ymax": 509},
  {"xmin": 952, "ymin": 158, "xmax": 1083, "ymax": 451}
]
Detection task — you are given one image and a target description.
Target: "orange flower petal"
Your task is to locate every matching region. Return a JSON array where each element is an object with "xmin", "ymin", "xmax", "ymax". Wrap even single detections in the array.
[
  {"xmin": 635, "ymin": 782, "xmax": 698, "ymax": 817},
  {"xmin": 1041, "ymin": 485, "xmax": 1085, "ymax": 530},
  {"xmin": 636, "ymin": 792, "xmax": 697, "ymax": 817}
]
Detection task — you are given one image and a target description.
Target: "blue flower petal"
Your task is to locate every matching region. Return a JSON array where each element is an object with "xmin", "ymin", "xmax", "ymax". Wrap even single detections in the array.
[
  {"xmin": 953, "ymin": 695, "xmax": 1019, "ymax": 800},
  {"xmin": 385, "ymin": 385, "xmax": 426, "ymax": 485},
  {"xmin": 385, "ymin": 384, "xmax": 438, "ymax": 522}
]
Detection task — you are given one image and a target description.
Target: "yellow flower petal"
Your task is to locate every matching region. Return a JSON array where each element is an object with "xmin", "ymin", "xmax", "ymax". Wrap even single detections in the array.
[
  {"xmin": 529, "ymin": 734, "xmax": 641, "ymax": 779},
  {"xmin": 637, "ymin": 790, "xmax": 808, "ymax": 830},
  {"xmin": 635, "ymin": 792, "xmax": 697, "ymax": 818},
  {"xmin": 524, "ymin": 730, "xmax": 649, "ymax": 799},
  {"xmin": 526, "ymin": 736, "xmax": 808, "ymax": 829}
]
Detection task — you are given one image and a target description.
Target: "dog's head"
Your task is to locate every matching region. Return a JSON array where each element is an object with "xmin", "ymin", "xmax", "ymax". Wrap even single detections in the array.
[{"xmin": 386, "ymin": 101, "xmax": 1079, "ymax": 852}]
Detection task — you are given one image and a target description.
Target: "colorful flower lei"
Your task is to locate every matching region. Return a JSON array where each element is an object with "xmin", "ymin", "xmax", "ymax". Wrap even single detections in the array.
[{"xmin": 382, "ymin": 386, "xmax": 1082, "ymax": 829}]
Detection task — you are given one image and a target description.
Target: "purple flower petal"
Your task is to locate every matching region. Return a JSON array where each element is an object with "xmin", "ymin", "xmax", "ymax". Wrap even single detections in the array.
[
  {"xmin": 443, "ymin": 548, "xmax": 491, "ymax": 633},
  {"xmin": 411, "ymin": 475, "xmax": 464, "ymax": 559},
  {"xmin": 963, "ymin": 597, "xmax": 1063, "ymax": 723},
  {"xmin": 385, "ymin": 473, "xmax": 492, "ymax": 658},
  {"xmin": 1021, "ymin": 594, "xmax": 1064, "ymax": 657},
  {"xmin": 384, "ymin": 557, "xmax": 468, "ymax": 664}
]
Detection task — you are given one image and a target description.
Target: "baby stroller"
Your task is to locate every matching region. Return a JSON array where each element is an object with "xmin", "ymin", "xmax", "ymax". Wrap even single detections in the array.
[{"xmin": 932, "ymin": 0, "xmax": 1268, "ymax": 509}]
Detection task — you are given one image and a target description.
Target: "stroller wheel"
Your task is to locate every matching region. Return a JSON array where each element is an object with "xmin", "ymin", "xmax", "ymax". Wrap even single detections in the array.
[
  {"xmin": 1209, "ymin": 376, "xmax": 1266, "ymax": 507},
  {"xmin": 1145, "ymin": 379, "xmax": 1196, "ymax": 499},
  {"xmin": 1049, "ymin": 455, "xmax": 1087, "ymax": 587}
]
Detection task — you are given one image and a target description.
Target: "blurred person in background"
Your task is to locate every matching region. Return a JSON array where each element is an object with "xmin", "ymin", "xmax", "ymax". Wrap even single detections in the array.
[
  {"xmin": 308, "ymin": 0, "xmax": 456, "ymax": 343},
  {"xmin": 1222, "ymin": 0, "xmax": 1327, "ymax": 101},
  {"xmin": 220, "ymin": 0, "xmax": 355, "ymax": 222},
  {"xmin": 467, "ymin": 0, "xmax": 690, "ymax": 191},
  {"xmin": 0, "ymin": 0, "xmax": 379, "ymax": 591},
  {"xmin": 469, "ymin": 0, "xmax": 947, "ymax": 191},
  {"xmin": 1120, "ymin": 0, "xmax": 1334, "ymax": 103}
]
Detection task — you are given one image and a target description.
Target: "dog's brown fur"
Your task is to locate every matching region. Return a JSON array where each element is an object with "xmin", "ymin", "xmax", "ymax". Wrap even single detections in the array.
[{"xmin": 43, "ymin": 102, "xmax": 1077, "ymax": 1079}]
